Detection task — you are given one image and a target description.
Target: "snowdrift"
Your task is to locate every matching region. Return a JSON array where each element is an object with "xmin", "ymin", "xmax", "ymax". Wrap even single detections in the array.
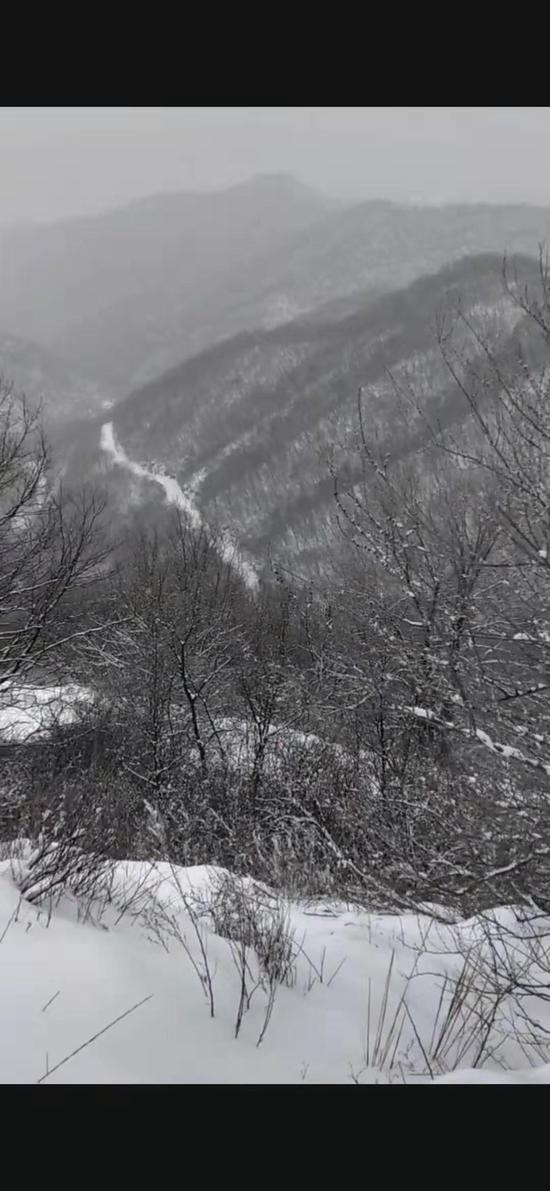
[{"xmin": 0, "ymin": 853, "xmax": 549, "ymax": 1084}]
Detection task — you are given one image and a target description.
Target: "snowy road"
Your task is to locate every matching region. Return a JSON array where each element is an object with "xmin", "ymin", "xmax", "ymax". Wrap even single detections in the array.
[{"xmin": 100, "ymin": 422, "xmax": 258, "ymax": 591}]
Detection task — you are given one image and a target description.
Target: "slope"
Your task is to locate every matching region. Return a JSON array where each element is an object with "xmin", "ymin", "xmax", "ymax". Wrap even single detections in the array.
[
  {"xmin": 90, "ymin": 252, "xmax": 539, "ymax": 575},
  {"xmin": 0, "ymin": 331, "xmax": 107, "ymax": 423}
]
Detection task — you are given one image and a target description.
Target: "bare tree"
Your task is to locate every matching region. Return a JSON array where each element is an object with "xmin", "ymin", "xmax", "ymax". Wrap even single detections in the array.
[
  {"xmin": 86, "ymin": 511, "xmax": 247, "ymax": 810},
  {"xmin": 0, "ymin": 379, "xmax": 109, "ymax": 695},
  {"xmin": 322, "ymin": 251, "xmax": 550, "ymax": 913}
]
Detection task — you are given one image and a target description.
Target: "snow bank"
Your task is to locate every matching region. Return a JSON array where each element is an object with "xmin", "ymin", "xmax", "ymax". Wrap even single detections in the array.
[
  {"xmin": 436, "ymin": 1064, "xmax": 550, "ymax": 1084},
  {"xmin": 0, "ymin": 684, "xmax": 92, "ymax": 742},
  {"xmin": 1, "ymin": 854, "xmax": 549, "ymax": 1083}
]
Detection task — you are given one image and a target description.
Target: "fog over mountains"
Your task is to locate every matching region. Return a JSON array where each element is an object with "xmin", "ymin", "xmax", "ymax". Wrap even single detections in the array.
[
  {"xmin": 1, "ymin": 172, "xmax": 549, "ymax": 575},
  {"xmin": 0, "ymin": 176, "xmax": 335, "ymax": 394},
  {"xmin": 1, "ymin": 174, "xmax": 549, "ymax": 393}
]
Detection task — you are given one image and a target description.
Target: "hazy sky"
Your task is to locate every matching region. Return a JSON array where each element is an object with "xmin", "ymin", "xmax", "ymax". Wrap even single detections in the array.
[{"xmin": 1, "ymin": 107, "xmax": 550, "ymax": 225}]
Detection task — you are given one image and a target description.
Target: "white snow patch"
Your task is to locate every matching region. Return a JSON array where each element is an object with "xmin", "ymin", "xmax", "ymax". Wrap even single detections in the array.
[{"xmin": 0, "ymin": 684, "xmax": 92, "ymax": 742}]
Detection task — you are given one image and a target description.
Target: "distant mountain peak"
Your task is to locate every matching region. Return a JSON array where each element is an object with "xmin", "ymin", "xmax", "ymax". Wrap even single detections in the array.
[
  {"xmin": 118, "ymin": 173, "xmax": 335, "ymax": 216},
  {"xmin": 225, "ymin": 172, "xmax": 339, "ymax": 210},
  {"xmin": 235, "ymin": 172, "xmax": 320, "ymax": 194}
]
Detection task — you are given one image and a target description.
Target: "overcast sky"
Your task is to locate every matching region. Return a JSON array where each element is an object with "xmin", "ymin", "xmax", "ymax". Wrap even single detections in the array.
[{"xmin": 1, "ymin": 107, "xmax": 550, "ymax": 225}]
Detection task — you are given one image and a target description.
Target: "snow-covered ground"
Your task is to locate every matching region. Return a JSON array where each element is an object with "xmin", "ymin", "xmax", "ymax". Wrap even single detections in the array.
[
  {"xmin": 1, "ymin": 852, "xmax": 549, "ymax": 1084},
  {"xmin": 0, "ymin": 685, "xmax": 350, "ymax": 766},
  {"xmin": 211, "ymin": 717, "xmax": 339, "ymax": 771},
  {"xmin": 1, "ymin": 692, "xmax": 549, "ymax": 1084},
  {"xmin": 0, "ymin": 684, "xmax": 92, "ymax": 742}
]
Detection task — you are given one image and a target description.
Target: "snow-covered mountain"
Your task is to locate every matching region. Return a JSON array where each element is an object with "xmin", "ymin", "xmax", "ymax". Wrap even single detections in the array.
[
  {"xmin": 1, "ymin": 179, "xmax": 549, "ymax": 398},
  {"xmin": 72, "ymin": 252, "xmax": 540, "ymax": 578}
]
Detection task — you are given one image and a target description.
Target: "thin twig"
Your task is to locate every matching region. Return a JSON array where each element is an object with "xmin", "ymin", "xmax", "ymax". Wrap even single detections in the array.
[
  {"xmin": 41, "ymin": 989, "xmax": 61, "ymax": 1013},
  {"xmin": 37, "ymin": 994, "xmax": 153, "ymax": 1083}
]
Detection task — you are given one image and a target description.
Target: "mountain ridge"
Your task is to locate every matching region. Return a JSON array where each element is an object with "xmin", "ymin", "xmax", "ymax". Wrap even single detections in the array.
[
  {"xmin": 60, "ymin": 252, "xmax": 542, "ymax": 578},
  {"xmin": 1, "ymin": 178, "xmax": 549, "ymax": 398}
]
